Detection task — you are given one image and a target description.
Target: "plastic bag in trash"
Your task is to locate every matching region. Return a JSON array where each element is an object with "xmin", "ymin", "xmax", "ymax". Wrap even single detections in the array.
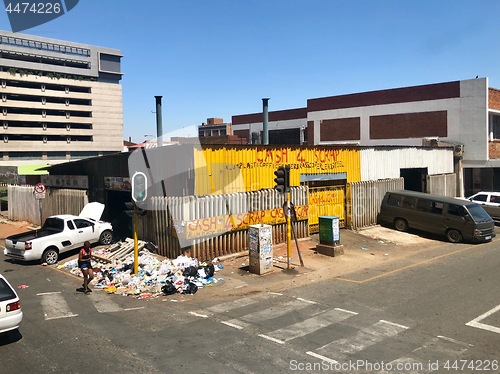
[
  {"xmin": 182, "ymin": 282, "xmax": 198, "ymax": 295},
  {"xmin": 182, "ymin": 266, "xmax": 198, "ymax": 277},
  {"xmin": 161, "ymin": 281, "xmax": 177, "ymax": 295},
  {"xmin": 203, "ymin": 263, "xmax": 215, "ymax": 278}
]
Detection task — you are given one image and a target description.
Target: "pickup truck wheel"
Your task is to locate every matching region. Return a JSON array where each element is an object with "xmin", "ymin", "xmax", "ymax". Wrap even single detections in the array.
[
  {"xmin": 42, "ymin": 248, "xmax": 59, "ymax": 265},
  {"xmin": 99, "ymin": 230, "xmax": 113, "ymax": 245}
]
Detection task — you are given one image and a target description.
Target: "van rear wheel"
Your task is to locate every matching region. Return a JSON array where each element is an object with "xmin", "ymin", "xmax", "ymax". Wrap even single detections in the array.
[
  {"xmin": 446, "ymin": 229, "xmax": 463, "ymax": 243},
  {"xmin": 394, "ymin": 218, "xmax": 408, "ymax": 232}
]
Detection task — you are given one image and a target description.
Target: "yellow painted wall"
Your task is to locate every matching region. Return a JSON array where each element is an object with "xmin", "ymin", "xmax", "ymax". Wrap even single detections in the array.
[{"xmin": 194, "ymin": 146, "xmax": 361, "ymax": 195}]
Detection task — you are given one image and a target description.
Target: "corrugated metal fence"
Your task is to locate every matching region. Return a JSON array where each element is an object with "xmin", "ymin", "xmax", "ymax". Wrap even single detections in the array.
[
  {"xmin": 427, "ymin": 173, "xmax": 456, "ymax": 197},
  {"xmin": 138, "ymin": 186, "xmax": 309, "ymax": 261},
  {"xmin": 8, "ymin": 185, "xmax": 88, "ymax": 223},
  {"xmin": 347, "ymin": 178, "xmax": 404, "ymax": 230}
]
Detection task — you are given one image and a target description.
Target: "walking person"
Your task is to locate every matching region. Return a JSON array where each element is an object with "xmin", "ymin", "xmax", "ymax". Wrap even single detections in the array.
[{"xmin": 78, "ymin": 241, "xmax": 94, "ymax": 294}]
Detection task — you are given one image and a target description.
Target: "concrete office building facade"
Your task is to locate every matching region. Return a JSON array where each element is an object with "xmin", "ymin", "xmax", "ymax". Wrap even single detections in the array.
[{"xmin": 0, "ymin": 30, "xmax": 123, "ymax": 167}]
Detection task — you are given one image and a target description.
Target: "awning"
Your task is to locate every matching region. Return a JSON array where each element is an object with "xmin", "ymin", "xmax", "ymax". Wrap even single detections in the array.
[{"xmin": 18, "ymin": 164, "xmax": 49, "ymax": 175}]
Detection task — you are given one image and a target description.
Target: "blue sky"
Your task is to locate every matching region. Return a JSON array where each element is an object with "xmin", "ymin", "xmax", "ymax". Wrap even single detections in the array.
[{"xmin": 1, "ymin": 1, "xmax": 499, "ymax": 143}]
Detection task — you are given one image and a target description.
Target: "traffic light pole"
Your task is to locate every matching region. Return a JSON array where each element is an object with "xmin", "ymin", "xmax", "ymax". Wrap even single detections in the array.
[
  {"xmin": 133, "ymin": 205, "xmax": 139, "ymax": 274},
  {"xmin": 286, "ymin": 191, "xmax": 292, "ymax": 269}
]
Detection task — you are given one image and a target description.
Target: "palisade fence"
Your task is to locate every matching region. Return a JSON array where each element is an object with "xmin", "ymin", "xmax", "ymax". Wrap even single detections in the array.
[
  {"xmin": 348, "ymin": 178, "xmax": 404, "ymax": 230},
  {"xmin": 138, "ymin": 186, "xmax": 309, "ymax": 261},
  {"xmin": 7, "ymin": 185, "xmax": 88, "ymax": 224}
]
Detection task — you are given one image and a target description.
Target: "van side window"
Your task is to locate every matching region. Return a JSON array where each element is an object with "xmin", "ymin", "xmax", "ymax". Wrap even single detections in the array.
[
  {"xmin": 387, "ymin": 194, "xmax": 403, "ymax": 207},
  {"xmin": 448, "ymin": 204, "xmax": 466, "ymax": 217},
  {"xmin": 416, "ymin": 199, "xmax": 443, "ymax": 214},
  {"xmin": 402, "ymin": 197, "xmax": 417, "ymax": 209}
]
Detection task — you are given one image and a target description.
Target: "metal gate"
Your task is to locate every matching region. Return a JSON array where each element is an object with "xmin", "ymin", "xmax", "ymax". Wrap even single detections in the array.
[{"xmin": 308, "ymin": 186, "xmax": 345, "ymax": 233}]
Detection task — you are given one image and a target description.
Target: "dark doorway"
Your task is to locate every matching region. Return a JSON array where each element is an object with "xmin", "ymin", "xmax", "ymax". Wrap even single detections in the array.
[
  {"xmin": 400, "ymin": 168, "xmax": 428, "ymax": 192},
  {"xmin": 105, "ymin": 190, "xmax": 133, "ymax": 240}
]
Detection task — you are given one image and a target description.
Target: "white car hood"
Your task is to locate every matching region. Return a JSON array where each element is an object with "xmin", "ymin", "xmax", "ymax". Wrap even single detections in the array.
[{"xmin": 79, "ymin": 202, "xmax": 105, "ymax": 221}]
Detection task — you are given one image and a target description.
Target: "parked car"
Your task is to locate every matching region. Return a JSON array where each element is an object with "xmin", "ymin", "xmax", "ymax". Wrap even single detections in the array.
[
  {"xmin": 467, "ymin": 192, "xmax": 500, "ymax": 221},
  {"xmin": 379, "ymin": 190, "xmax": 495, "ymax": 243},
  {"xmin": 0, "ymin": 273, "xmax": 22, "ymax": 335},
  {"xmin": 4, "ymin": 202, "xmax": 113, "ymax": 265}
]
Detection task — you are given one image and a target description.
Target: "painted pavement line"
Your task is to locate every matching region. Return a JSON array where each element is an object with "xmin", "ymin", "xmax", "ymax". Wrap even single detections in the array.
[
  {"xmin": 306, "ymin": 351, "xmax": 339, "ymax": 365},
  {"xmin": 296, "ymin": 297, "xmax": 317, "ymax": 304},
  {"xmin": 258, "ymin": 334, "xmax": 285, "ymax": 345},
  {"xmin": 189, "ymin": 311, "xmax": 209, "ymax": 318},
  {"xmin": 263, "ymin": 308, "xmax": 356, "ymax": 343},
  {"xmin": 39, "ymin": 292, "xmax": 78, "ymax": 320},
  {"xmin": 317, "ymin": 319, "xmax": 409, "ymax": 358},
  {"xmin": 465, "ymin": 303, "xmax": 500, "ymax": 334},
  {"xmin": 221, "ymin": 320, "xmax": 244, "ymax": 330},
  {"xmin": 334, "ymin": 307, "xmax": 358, "ymax": 315}
]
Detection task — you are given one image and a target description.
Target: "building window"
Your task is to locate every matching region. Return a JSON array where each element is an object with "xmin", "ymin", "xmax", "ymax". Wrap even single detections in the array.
[{"xmin": 492, "ymin": 115, "xmax": 500, "ymax": 140}]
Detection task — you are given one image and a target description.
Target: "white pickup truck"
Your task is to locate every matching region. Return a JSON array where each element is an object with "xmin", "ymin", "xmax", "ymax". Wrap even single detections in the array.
[{"xmin": 3, "ymin": 202, "xmax": 113, "ymax": 265}]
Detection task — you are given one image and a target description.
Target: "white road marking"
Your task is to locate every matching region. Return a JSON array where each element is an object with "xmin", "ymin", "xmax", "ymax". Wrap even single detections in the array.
[
  {"xmin": 264, "ymin": 308, "xmax": 356, "ymax": 342},
  {"xmin": 437, "ymin": 335, "xmax": 473, "ymax": 347},
  {"xmin": 380, "ymin": 319, "xmax": 409, "ymax": 330},
  {"xmin": 334, "ymin": 307, "xmax": 358, "ymax": 315},
  {"xmin": 318, "ymin": 319, "xmax": 408, "ymax": 357},
  {"xmin": 38, "ymin": 292, "xmax": 78, "ymax": 320},
  {"xmin": 189, "ymin": 311, "xmax": 208, "ymax": 318},
  {"xmin": 206, "ymin": 293, "xmax": 279, "ymax": 313},
  {"xmin": 466, "ymin": 304, "xmax": 500, "ymax": 334},
  {"xmin": 221, "ymin": 321, "xmax": 244, "ymax": 330},
  {"xmin": 258, "ymin": 334, "xmax": 285, "ymax": 344},
  {"xmin": 90, "ymin": 292, "xmax": 123, "ymax": 313},
  {"xmin": 123, "ymin": 307, "xmax": 145, "ymax": 311},
  {"xmin": 306, "ymin": 351, "xmax": 339, "ymax": 365},
  {"xmin": 296, "ymin": 297, "xmax": 317, "ymax": 304}
]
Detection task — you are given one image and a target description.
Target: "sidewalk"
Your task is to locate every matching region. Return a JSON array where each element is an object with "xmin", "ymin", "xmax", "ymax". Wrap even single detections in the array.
[{"xmin": 200, "ymin": 226, "xmax": 439, "ymax": 298}]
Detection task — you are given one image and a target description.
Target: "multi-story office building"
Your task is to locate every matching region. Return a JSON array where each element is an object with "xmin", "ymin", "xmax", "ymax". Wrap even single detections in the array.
[{"xmin": 0, "ymin": 30, "xmax": 123, "ymax": 168}]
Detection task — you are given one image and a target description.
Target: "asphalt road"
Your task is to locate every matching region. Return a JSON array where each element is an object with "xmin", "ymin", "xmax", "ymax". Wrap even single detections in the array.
[{"xmin": 1, "ymin": 230, "xmax": 500, "ymax": 374}]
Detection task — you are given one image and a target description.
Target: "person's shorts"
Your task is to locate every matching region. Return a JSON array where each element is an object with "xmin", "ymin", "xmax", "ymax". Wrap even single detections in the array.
[{"xmin": 79, "ymin": 261, "xmax": 92, "ymax": 270}]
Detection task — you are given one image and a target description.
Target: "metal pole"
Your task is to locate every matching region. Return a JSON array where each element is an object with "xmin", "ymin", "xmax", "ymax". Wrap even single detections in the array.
[
  {"xmin": 155, "ymin": 96, "xmax": 163, "ymax": 148},
  {"xmin": 286, "ymin": 192, "xmax": 292, "ymax": 269},
  {"xmin": 133, "ymin": 205, "xmax": 139, "ymax": 274},
  {"xmin": 262, "ymin": 98, "xmax": 269, "ymax": 145}
]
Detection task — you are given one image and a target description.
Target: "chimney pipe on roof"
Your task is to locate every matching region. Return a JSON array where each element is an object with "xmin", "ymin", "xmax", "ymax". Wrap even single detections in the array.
[
  {"xmin": 262, "ymin": 98, "xmax": 269, "ymax": 145},
  {"xmin": 155, "ymin": 96, "xmax": 163, "ymax": 147}
]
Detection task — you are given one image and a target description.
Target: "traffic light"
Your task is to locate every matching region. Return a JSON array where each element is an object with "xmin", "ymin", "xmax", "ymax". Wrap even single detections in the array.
[
  {"xmin": 132, "ymin": 171, "xmax": 147, "ymax": 203},
  {"xmin": 274, "ymin": 165, "xmax": 290, "ymax": 193}
]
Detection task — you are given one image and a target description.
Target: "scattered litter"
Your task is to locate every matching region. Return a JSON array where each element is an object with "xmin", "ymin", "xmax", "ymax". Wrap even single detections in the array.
[
  {"xmin": 360, "ymin": 247, "xmax": 368, "ymax": 251},
  {"xmin": 370, "ymin": 253, "xmax": 375, "ymax": 256},
  {"xmin": 384, "ymin": 253, "xmax": 388, "ymax": 256},
  {"xmin": 62, "ymin": 238, "xmax": 224, "ymax": 300},
  {"xmin": 278, "ymin": 256, "xmax": 284, "ymax": 260},
  {"xmin": 17, "ymin": 284, "xmax": 29, "ymax": 289}
]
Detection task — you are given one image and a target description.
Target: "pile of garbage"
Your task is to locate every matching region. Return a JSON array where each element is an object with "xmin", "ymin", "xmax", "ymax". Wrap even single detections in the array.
[{"xmin": 60, "ymin": 240, "xmax": 224, "ymax": 299}]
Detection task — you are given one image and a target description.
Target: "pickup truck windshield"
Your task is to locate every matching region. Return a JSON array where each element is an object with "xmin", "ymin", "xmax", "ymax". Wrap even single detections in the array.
[
  {"xmin": 42, "ymin": 218, "xmax": 64, "ymax": 231},
  {"xmin": 466, "ymin": 204, "xmax": 492, "ymax": 223}
]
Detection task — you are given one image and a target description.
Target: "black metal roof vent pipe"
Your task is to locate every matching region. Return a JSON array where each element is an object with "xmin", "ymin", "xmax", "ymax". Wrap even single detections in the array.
[
  {"xmin": 262, "ymin": 98, "xmax": 269, "ymax": 145},
  {"xmin": 155, "ymin": 96, "xmax": 163, "ymax": 147}
]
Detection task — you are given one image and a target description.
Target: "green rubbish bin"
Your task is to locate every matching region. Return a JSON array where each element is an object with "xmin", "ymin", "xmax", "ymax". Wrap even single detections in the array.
[{"xmin": 319, "ymin": 216, "xmax": 340, "ymax": 246}]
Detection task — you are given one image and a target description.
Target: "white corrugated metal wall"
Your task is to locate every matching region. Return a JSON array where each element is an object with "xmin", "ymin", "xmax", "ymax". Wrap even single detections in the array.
[{"xmin": 360, "ymin": 148, "xmax": 454, "ymax": 181}]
